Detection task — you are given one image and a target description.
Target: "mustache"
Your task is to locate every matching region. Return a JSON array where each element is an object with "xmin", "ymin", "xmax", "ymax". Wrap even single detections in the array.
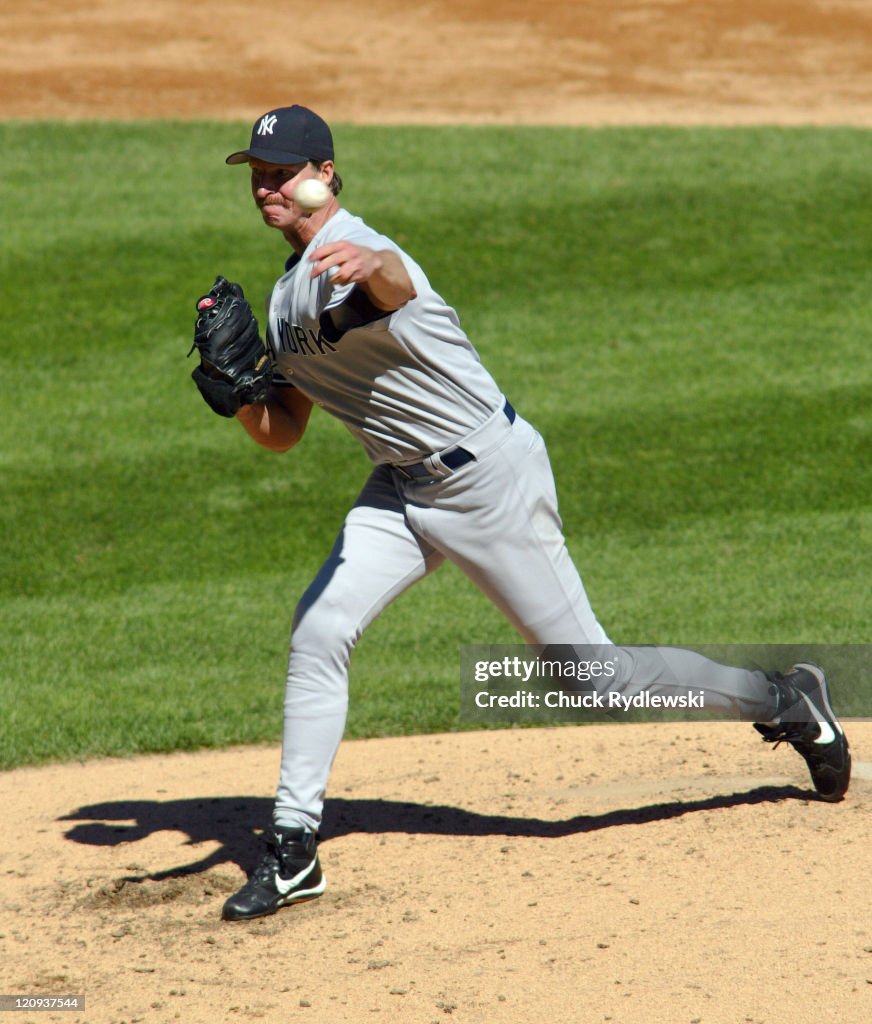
[{"xmin": 257, "ymin": 194, "xmax": 291, "ymax": 210}]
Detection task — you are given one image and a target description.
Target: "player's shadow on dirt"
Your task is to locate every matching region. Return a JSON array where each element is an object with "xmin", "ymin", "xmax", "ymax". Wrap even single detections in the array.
[{"xmin": 60, "ymin": 784, "xmax": 812, "ymax": 882}]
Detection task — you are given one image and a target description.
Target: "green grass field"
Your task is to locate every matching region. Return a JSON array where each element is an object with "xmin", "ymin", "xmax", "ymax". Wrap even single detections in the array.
[{"xmin": 1, "ymin": 123, "xmax": 870, "ymax": 769}]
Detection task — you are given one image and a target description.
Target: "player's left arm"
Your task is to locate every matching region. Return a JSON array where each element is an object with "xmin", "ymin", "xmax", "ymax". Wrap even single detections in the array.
[
  {"xmin": 235, "ymin": 385, "xmax": 313, "ymax": 453},
  {"xmin": 309, "ymin": 241, "xmax": 416, "ymax": 311}
]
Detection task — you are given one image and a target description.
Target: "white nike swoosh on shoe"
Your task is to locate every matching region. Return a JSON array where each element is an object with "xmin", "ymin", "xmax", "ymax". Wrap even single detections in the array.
[
  {"xmin": 799, "ymin": 691, "xmax": 837, "ymax": 745},
  {"xmin": 274, "ymin": 858, "xmax": 317, "ymax": 896}
]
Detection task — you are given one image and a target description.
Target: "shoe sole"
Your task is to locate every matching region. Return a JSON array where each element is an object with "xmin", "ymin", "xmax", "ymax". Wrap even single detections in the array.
[{"xmin": 276, "ymin": 874, "xmax": 327, "ymax": 908}]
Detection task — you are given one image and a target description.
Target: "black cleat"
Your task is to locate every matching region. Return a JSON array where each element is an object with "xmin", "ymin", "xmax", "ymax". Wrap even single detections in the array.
[
  {"xmin": 222, "ymin": 827, "xmax": 326, "ymax": 921},
  {"xmin": 755, "ymin": 662, "xmax": 851, "ymax": 802}
]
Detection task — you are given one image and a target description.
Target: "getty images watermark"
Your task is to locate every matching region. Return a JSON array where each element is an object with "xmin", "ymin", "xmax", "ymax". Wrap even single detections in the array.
[
  {"xmin": 470, "ymin": 652, "xmax": 705, "ymax": 714},
  {"xmin": 459, "ymin": 644, "xmax": 870, "ymax": 724}
]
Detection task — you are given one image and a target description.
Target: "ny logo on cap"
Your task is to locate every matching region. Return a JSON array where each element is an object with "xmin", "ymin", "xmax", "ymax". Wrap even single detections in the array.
[{"xmin": 257, "ymin": 114, "xmax": 279, "ymax": 137}]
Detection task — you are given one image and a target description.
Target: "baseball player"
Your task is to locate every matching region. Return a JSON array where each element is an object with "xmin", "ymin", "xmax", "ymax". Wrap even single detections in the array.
[{"xmin": 188, "ymin": 105, "xmax": 851, "ymax": 922}]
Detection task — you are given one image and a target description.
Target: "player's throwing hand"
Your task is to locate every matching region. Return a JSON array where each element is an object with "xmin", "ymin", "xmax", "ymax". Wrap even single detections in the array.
[{"xmin": 309, "ymin": 240, "xmax": 382, "ymax": 284}]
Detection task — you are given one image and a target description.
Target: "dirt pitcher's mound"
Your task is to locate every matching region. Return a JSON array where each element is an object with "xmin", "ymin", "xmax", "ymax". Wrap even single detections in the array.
[{"xmin": 1, "ymin": 724, "xmax": 871, "ymax": 1023}]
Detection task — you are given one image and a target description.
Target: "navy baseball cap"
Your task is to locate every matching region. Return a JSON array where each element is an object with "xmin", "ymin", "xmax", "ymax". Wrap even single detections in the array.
[{"xmin": 225, "ymin": 105, "xmax": 334, "ymax": 165}]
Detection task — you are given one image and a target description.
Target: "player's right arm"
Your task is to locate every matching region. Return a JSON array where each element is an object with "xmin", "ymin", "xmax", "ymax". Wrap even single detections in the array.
[
  {"xmin": 310, "ymin": 242, "xmax": 416, "ymax": 311},
  {"xmin": 235, "ymin": 386, "xmax": 313, "ymax": 452}
]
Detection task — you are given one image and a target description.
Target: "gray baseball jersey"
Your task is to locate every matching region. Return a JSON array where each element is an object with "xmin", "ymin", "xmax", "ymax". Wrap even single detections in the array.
[{"xmin": 266, "ymin": 209, "xmax": 502, "ymax": 465}]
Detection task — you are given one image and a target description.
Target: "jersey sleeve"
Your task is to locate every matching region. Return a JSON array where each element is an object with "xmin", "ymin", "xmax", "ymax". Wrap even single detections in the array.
[
  {"xmin": 315, "ymin": 220, "xmax": 403, "ymax": 339},
  {"xmin": 319, "ymin": 286, "xmax": 394, "ymax": 343}
]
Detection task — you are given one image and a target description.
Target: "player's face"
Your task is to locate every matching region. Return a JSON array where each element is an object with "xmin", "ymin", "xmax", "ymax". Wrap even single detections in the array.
[{"xmin": 249, "ymin": 159, "xmax": 318, "ymax": 230}]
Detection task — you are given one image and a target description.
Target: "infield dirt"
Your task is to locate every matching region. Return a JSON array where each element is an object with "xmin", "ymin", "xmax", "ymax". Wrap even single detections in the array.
[{"xmin": 2, "ymin": 2, "xmax": 871, "ymax": 1023}]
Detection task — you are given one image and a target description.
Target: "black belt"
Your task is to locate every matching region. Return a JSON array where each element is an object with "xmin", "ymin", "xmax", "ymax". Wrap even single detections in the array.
[{"xmin": 394, "ymin": 400, "xmax": 516, "ymax": 480}]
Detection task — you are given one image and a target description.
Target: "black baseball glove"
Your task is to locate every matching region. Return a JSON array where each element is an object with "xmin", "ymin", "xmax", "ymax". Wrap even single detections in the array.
[{"xmin": 189, "ymin": 276, "xmax": 273, "ymax": 417}]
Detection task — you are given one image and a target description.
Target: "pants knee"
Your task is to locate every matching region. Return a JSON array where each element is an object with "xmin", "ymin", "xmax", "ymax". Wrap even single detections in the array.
[
  {"xmin": 285, "ymin": 594, "xmax": 362, "ymax": 715},
  {"xmin": 291, "ymin": 590, "xmax": 361, "ymax": 660}
]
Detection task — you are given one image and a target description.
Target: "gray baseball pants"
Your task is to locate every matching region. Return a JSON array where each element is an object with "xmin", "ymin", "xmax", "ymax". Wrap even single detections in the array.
[{"xmin": 274, "ymin": 405, "xmax": 776, "ymax": 830}]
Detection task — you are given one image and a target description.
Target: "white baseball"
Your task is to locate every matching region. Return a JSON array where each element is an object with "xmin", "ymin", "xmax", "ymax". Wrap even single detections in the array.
[{"xmin": 294, "ymin": 179, "xmax": 331, "ymax": 212}]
